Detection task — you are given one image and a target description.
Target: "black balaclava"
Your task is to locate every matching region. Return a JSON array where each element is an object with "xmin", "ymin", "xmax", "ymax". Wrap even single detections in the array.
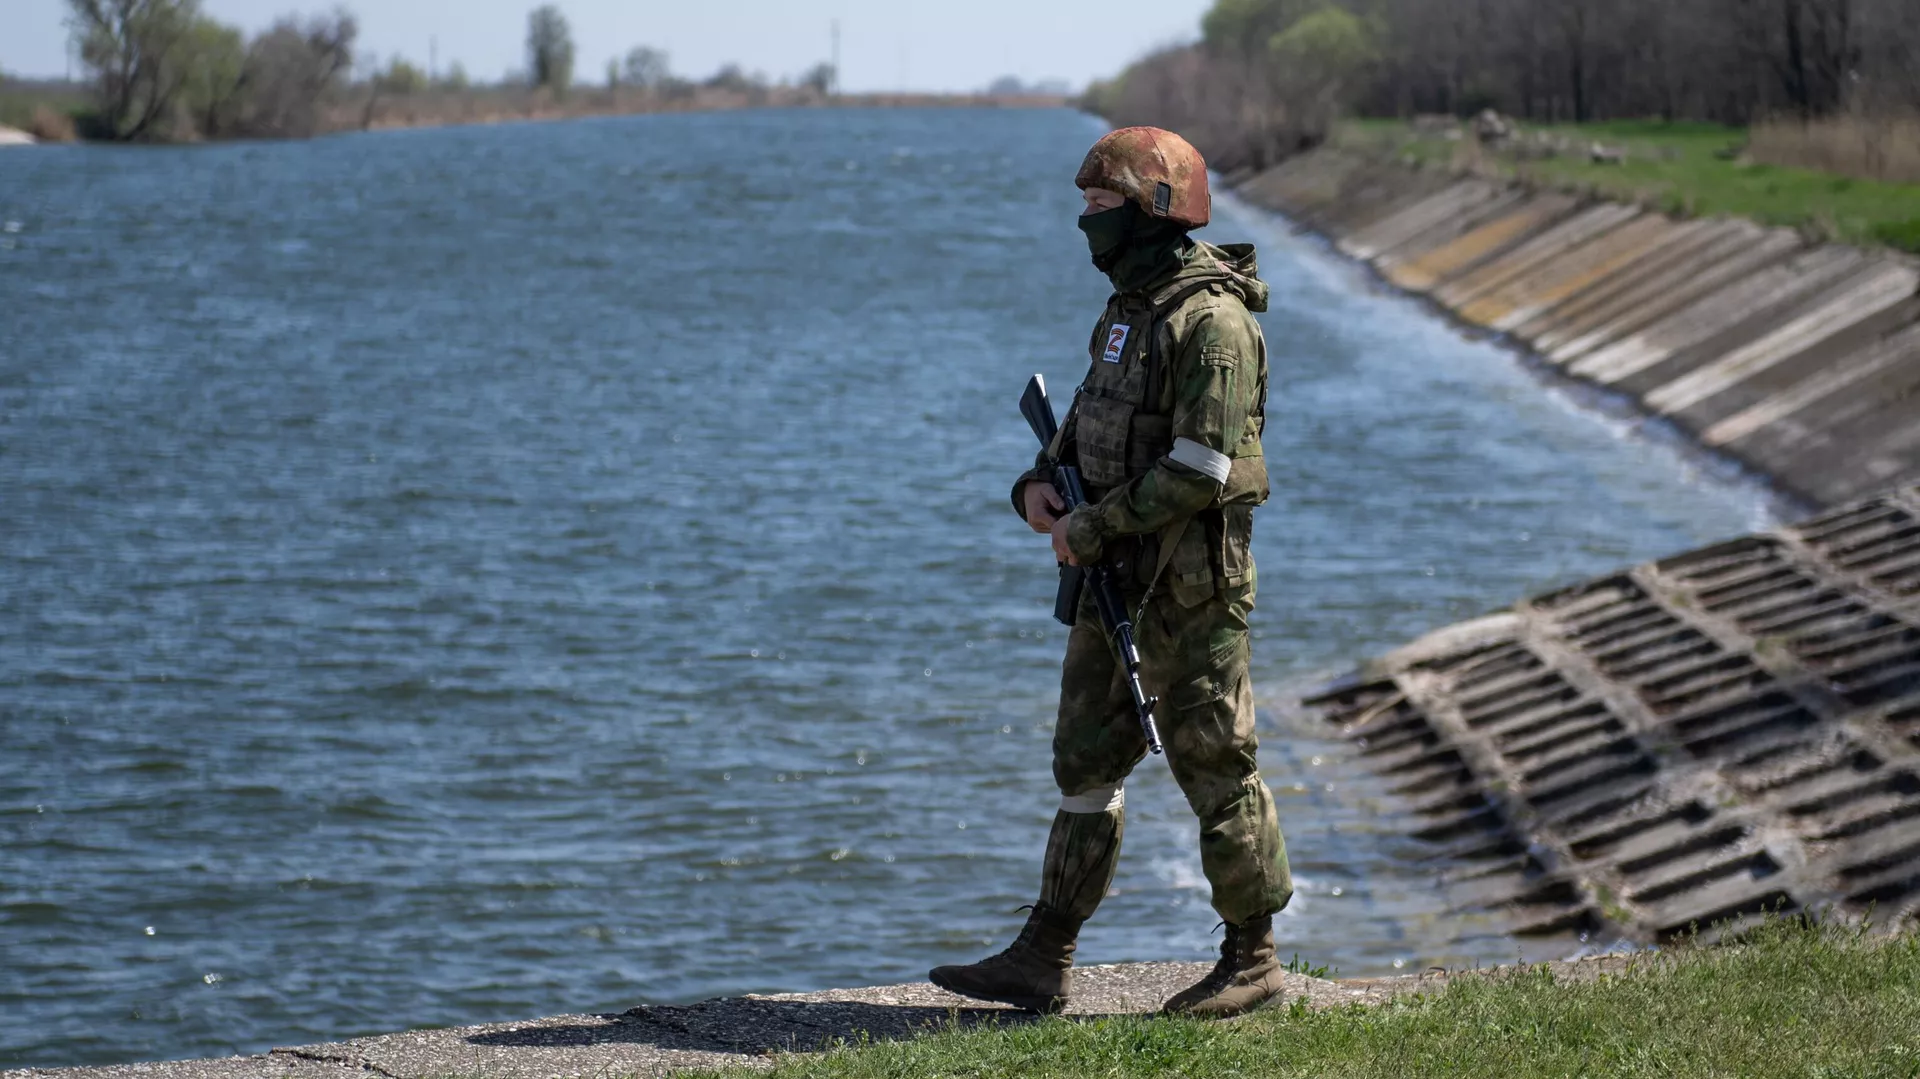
[{"xmin": 1077, "ymin": 201, "xmax": 1193, "ymax": 293}]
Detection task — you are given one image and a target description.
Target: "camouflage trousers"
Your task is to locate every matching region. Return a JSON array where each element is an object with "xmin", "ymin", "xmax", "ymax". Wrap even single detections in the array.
[{"xmin": 1039, "ymin": 580, "xmax": 1292, "ymax": 927}]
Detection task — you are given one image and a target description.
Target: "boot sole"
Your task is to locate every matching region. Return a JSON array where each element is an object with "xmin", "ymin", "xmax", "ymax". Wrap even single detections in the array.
[{"xmin": 927, "ymin": 970, "xmax": 1068, "ymax": 1015}]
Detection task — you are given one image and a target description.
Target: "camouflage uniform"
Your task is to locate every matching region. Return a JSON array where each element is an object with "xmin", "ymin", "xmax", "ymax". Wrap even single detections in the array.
[
  {"xmin": 1013, "ymin": 240, "xmax": 1293, "ymax": 928},
  {"xmin": 929, "ymin": 125, "xmax": 1291, "ymax": 1019}
]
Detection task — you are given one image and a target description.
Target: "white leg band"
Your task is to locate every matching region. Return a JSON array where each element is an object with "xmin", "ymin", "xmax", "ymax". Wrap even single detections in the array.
[{"xmin": 1060, "ymin": 782, "xmax": 1125, "ymax": 814}]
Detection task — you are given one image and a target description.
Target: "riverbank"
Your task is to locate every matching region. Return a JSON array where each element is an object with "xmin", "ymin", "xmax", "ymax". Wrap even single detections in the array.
[
  {"xmin": 1229, "ymin": 143, "xmax": 1920, "ymax": 508},
  {"xmin": 696, "ymin": 919, "xmax": 1913, "ymax": 1079},
  {"xmin": 1332, "ymin": 119, "xmax": 1920, "ymax": 252},
  {"xmin": 0, "ymin": 79, "xmax": 1066, "ymax": 145},
  {"xmin": 336, "ymin": 87, "xmax": 1068, "ymax": 136},
  {"xmin": 6, "ymin": 919, "xmax": 1908, "ymax": 1078},
  {"xmin": 0, "ymin": 962, "xmax": 1358, "ymax": 1079}
]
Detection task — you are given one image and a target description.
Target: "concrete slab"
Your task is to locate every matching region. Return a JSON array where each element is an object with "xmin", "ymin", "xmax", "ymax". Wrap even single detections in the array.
[
  {"xmin": 1710, "ymin": 317, "xmax": 1920, "ymax": 451},
  {"xmin": 1777, "ymin": 394, "xmax": 1920, "ymax": 501},
  {"xmin": 1336, "ymin": 178, "xmax": 1482, "ymax": 261},
  {"xmin": 1231, "ymin": 149, "xmax": 1914, "ymax": 512},
  {"xmin": 1372, "ymin": 188, "xmax": 1535, "ymax": 275},
  {"xmin": 1646, "ymin": 259, "xmax": 1919, "ymax": 423},
  {"xmin": 1461, "ymin": 214, "xmax": 1687, "ymax": 333},
  {"xmin": 1434, "ymin": 203, "xmax": 1644, "ymax": 312},
  {"xmin": 1306, "ymin": 488, "xmax": 1920, "ymax": 940},
  {"xmin": 5, "ymin": 965, "xmax": 1377, "ymax": 1079},
  {"xmin": 1384, "ymin": 194, "xmax": 1581, "ymax": 294},
  {"xmin": 1240, "ymin": 152, "xmax": 1369, "ymax": 221},
  {"xmin": 1568, "ymin": 246, "xmax": 1865, "ymax": 388},
  {"xmin": 0, "ymin": 1056, "xmax": 363, "ymax": 1079},
  {"xmin": 1496, "ymin": 218, "xmax": 1714, "ymax": 341},
  {"xmin": 1541, "ymin": 226, "xmax": 1803, "ymax": 366},
  {"xmin": 1817, "ymin": 417, "xmax": 1920, "ymax": 504},
  {"xmin": 1656, "ymin": 269, "xmax": 1920, "ymax": 432},
  {"xmin": 1314, "ymin": 170, "xmax": 1453, "ymax": 241},
  {"xmin": 1235, "ymin": 159, "xmax": 1321, "ymax": 215},
  {"xmin": 1339, "ymin": 180, "xmax": 1501, "ymax": 262},
  {"xmin": 1530, "ymin": 221, "xmax": 1786, "ymax": 360}
]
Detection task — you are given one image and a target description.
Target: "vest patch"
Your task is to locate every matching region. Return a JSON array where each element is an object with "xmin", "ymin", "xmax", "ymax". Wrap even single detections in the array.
[{"xmin": 1101, "ymin": 324, "xmax": 1131, "ymax": 364}]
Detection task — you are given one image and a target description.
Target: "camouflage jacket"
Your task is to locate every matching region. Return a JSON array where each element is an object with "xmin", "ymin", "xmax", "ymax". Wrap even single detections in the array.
[{"xmin": 1013, "ymin": 241, "xmax": 1271, "ymax": 607}]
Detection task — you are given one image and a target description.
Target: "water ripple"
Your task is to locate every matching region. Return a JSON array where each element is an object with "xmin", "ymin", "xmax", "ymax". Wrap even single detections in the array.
[{"xmin": 0, "ymin": 108, "xmax": 1781, "ymax": 1068}]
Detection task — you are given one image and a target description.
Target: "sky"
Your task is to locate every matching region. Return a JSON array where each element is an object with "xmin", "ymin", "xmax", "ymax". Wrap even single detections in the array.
[{"xmin": 4, "ymin": 0, "xmax": 1212, "ymax": 92}]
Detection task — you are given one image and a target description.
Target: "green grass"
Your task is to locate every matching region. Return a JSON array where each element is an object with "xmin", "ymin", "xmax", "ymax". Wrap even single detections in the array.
[
  {"xmin": 688, "ymin": 918, "xmax": 1920, "ymax": 1078},
  {"xmin": 1334, "ymin": 117, "xmax": 1920, "ymax": 253}
]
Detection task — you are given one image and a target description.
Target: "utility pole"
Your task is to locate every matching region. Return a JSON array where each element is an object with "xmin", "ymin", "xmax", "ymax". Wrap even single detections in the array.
[
  {"xmin": 429, "ymin": 35, "xmax": 438, "ymax": 82},
  {"xmin": 830, "ymin": 19, "xmax": 840, "ymax": 96}
]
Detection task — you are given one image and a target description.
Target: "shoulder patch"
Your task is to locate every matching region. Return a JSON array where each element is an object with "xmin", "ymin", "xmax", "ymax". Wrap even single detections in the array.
[
  {"xmin": 1199, "ymin": 344, "xmax": 1239, "ymax": 368},
  {"xmin": 1101, "ymin": 324, "xmax": 1131, "ymax": 364}
]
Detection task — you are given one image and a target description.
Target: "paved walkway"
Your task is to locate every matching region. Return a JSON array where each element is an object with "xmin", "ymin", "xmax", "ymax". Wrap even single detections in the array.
[{"xmin": 4, "ymin": 958, "xmax": 1634, "ymax": 1079}]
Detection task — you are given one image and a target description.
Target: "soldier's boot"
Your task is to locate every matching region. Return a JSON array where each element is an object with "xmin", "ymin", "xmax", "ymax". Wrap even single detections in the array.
[
  {"xmin": 927, "ymin": 903, "xmax": 1081, "ymax": 1014},
  {"xmin": 1160, "ymin": 914, "xmax": 1286, "ymax": 1018}
]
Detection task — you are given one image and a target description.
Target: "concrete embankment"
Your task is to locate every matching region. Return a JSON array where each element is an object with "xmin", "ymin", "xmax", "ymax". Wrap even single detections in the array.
[
  {"xmin": 1306, "ymin": 482, "xmax": 1920, "ymax": 943},
  {"xmin": 1235, "ymin": 149, "xmax": 1920, "ymax": 508}
]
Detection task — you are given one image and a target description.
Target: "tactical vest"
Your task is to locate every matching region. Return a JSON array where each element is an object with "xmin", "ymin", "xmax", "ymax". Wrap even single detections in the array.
[{"xmin": 1062, "ymin": 274, "xmax": 1269, "ymax": 608}]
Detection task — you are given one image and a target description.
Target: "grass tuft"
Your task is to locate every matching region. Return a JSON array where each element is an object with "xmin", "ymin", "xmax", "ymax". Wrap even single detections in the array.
[{"xmin": 688, "ymin": 917, "xmax": 1920, "ymax": 1079}]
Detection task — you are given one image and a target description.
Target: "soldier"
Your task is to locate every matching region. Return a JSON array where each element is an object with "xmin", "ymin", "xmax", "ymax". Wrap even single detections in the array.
[{"xmin": 929, "ymin": 127, "xmax": 1293, "ymax": 1019}]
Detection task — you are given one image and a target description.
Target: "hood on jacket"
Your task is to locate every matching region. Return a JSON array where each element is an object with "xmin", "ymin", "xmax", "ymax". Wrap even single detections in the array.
[{"xmin": 1141, "ymin": 240, "xmax": 1269, "ymax": 314}]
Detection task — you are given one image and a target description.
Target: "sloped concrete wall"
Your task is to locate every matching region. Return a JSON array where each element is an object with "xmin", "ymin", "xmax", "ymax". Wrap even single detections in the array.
[
  {"xmin": 1304, "ymin": 486, "xmax": 1920, "ymax": 942},
  {"xmin": 1238, "ymin": 149, "xmax": 1920, "ymax": 508}
]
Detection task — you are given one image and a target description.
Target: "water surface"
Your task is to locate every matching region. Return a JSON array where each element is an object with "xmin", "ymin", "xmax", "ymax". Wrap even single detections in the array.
[{"xmin": 0, "ymin": 107, "xmax": 1780, "ymax": 1066}]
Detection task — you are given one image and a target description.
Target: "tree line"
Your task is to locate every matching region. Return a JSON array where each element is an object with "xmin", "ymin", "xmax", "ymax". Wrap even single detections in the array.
[
  {"xmin": 66, "ymin": 0, "xmax": 354, "ymax": 140},
  {"xmin": 519, "ymin": 4, "xmax": 832, "ymax": 99},
  {"xmin": 59, "ymin": 0, "xmax": 726, "ymax": 142},
  {"xmin": 1085, "ymin": 0, "xmax": 1920, "ymax": 173}
]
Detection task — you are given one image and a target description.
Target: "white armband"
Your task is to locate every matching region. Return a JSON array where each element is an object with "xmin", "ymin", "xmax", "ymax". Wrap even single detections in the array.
[{"xmin": 1169, "ymin": 437, "xmax": 1232, "ymax": 484}]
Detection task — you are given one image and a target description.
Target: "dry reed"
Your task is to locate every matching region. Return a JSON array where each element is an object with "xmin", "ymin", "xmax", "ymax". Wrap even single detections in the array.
[
  {"xmin": 326, "ymin": 87, "xmax": 1066, "ymax": 136},
  {"xmin": 1749, "ymin": 113, "xmax": 1920, "ymax": 185},
  {"xmin": 26, "ymin": 105, "xmax": 78, "ymax": 142}
]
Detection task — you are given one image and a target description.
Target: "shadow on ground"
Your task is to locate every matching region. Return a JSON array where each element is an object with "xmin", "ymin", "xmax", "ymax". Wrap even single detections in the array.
[{"xmin": 468, "ymin": 997, "xmax": 1114, "ymax": 1057}]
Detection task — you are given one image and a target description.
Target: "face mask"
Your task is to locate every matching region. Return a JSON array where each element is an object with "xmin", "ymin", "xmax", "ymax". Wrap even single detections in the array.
[
  {"xmin": 1077, "ymin": 203, "xmax": 1136, "ymax": 274},
  {"xmin": 1078, "ymin": 200, "xmax": 1191, "ymax": 290}
]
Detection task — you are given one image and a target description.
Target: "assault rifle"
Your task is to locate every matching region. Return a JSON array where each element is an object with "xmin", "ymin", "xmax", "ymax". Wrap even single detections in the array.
[{"xmin": 1019, "ymin": 374, "xmax": 1164, "ymax": 756}]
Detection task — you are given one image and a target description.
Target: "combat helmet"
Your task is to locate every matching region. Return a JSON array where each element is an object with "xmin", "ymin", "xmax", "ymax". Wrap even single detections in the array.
[{"xmin": 1075, "ymin": 127, "xmax": 1210, "ymax": 229}]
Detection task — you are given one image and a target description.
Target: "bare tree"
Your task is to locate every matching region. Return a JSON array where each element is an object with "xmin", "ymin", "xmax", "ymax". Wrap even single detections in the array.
[
  {"xmin": 1095, "ymin": 0, "xmax": 1917, "ymax": 157},
  {"xmin": 622, "ymin": 46, "xmax": 668, "ymax": 90},
  {"xmin": 799, "ymin": 62, "xmax": 835, "ymax": 96},
  {"xmin": 65, "ymin": 0, "xmax": 199, "ymax": 139},
  {"xmin": 239, "ymin": 9, "xmax": 354, "ymax": 138}
]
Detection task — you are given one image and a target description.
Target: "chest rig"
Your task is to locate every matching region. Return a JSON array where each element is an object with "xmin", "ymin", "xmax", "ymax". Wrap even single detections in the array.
[
  {"xmin": 1069, "ymin": 278, "xmax": 1222, "ymax": 492},
  {"xmin": 1063, "ymin": 275, "xmax": 1262, "ymax": 609}
]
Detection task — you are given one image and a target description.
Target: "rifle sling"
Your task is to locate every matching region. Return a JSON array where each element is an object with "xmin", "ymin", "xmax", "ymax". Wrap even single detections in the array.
[{"xmin": 1134, "ymin": 516, "xmax": 1189, "ymax": 627}]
